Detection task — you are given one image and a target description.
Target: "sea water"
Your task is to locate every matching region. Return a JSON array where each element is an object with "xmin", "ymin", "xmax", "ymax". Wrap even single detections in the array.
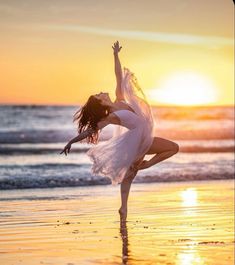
[{"xmin": 0, "ymin": 105, "xmax": 234, "ymax": 189}]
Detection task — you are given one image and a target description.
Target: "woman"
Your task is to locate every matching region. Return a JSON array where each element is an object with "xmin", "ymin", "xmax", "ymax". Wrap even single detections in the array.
[{"xmin": 60, "ymin": 41, "xmax": 179, "ymax": 222}]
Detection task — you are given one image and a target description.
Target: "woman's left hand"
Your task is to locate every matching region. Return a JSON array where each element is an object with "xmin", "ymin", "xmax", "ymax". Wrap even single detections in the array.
[{"xmin": 60, "ymin": 142, "xmax": 72, "ymax": 156}]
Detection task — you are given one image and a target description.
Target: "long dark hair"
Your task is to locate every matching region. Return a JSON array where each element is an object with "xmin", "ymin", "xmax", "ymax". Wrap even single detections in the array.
[{"xmin": 73, "ymin": 95, "xmax": 111, "ymax": 144}]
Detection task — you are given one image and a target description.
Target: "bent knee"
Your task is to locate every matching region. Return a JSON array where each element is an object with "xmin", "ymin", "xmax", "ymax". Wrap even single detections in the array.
[{"xmin": 172, "ymin": 142, "xmax": 179, "ymax": 154}]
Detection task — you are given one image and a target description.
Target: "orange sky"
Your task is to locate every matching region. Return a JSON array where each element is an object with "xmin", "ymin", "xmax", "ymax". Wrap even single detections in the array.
[{"xmin": 0, "ymin": 0, "xmax": 234, "ymax": 106}]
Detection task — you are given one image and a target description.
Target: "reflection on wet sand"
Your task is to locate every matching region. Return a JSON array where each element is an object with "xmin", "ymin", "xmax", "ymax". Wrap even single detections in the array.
[
  {"xmin": 120, "ymin": 221, "xmax": 129, "ymax": 264},
  {"xmin": 181, "ymin": 188, "xmax": 198, "ymax": 207},
  {"xmin": 177, "ymin": 251, "xmax": 204, "ymax": 265},
  {"xmin": 178, "ymin": 189, "xmax": 204, "ymax": 264},
  {"xmin": 0, "ymin": 180, "xmax": 234, "ymax": 265}
]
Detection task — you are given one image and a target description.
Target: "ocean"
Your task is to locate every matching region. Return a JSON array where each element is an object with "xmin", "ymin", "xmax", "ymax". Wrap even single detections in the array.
[{"xmin": 0, "ymin": 105, "xmax": 234, "ymax": 190}]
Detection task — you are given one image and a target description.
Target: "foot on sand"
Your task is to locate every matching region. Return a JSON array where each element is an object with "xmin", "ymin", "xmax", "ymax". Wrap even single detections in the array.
[{"xmin": 118, "ymin": 207, "xmax": 127, "ymax": 222}]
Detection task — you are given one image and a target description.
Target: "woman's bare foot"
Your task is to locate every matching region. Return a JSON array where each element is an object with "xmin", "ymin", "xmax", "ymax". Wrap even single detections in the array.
[{"xmin": 119, "ymin": 207, "xmax": 127, "ymax": 222}]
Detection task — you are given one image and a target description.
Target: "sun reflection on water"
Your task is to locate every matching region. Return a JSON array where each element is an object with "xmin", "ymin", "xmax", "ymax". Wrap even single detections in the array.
[
  {"xmin": 178, "ymin": 188, "xmax": 204, "ymax": 264},
  {"xmin": 181, "ymin": 188, "xmax": 198, "ymax": 207},
  {"xmin": 177, "ymin": 251, "xmax": 204, "ymax": 265}
]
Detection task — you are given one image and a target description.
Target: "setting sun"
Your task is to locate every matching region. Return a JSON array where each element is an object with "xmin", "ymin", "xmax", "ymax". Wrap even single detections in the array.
[{"xmin": 147, "ymin": 71, "xmax": 218, "ymax": 106}]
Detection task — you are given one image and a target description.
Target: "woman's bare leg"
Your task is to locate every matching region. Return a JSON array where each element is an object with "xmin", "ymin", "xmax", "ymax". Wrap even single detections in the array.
[
  {"xmin": 146, "ymin": 137, "xmax": 179, "ymax": 167},
  {"xmin": 119, "ymin": 169, "xmax": 137, "ymax": 222},
  {"xmin": 118, "ymin": 138, "xmax": 178, "ymax": 222},
  {"xmin": 119, "ymin": 157, "xmax": 144, "ymax": 222}
]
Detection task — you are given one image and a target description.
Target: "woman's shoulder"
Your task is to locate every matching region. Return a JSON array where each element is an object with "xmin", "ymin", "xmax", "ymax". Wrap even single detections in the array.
[
  {"xmin": 103, "ymin": 112, "xmax": 121, "ymax": 125},
  {"xmin": 114, "ymin": 99, "xmax": 132, "ymax": 110},
  {"xmin": 97, "ymin": 112, "xmax": 121, "ymax": 130}
]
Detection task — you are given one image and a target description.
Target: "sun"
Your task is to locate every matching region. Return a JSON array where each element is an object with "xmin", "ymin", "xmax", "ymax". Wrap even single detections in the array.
[{"xmin": 147, "ymin": 71, "xmax": 217, "ymax": 106}]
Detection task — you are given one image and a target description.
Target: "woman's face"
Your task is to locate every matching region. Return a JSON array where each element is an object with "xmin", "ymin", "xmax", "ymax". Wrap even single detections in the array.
[{"xmin": 94, "ymin": 92, "xmax": 110, "ymax": 105}]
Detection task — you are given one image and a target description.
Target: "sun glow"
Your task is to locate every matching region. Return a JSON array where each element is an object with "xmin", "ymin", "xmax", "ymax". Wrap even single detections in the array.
[
  {"xmin": 147, "ymin": 72, "xmax": 217, "ymax": 106},
  {"xmin": 181, "ymin": 188, "xmax": 198, "ymax": 207}
]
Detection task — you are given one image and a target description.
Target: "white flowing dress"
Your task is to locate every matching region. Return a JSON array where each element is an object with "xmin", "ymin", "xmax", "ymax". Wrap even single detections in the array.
[{"xmin": 87, "ymin": 67, "xmax": 155, "ymax": 185}]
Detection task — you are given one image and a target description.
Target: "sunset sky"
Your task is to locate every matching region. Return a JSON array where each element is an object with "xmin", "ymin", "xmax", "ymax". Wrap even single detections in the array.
[{"xmin": 0, "ymin": 0, "xmax": 234, "ymax": 106}]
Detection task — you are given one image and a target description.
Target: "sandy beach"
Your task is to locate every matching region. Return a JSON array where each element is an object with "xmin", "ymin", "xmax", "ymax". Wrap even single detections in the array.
[{"xmin": 0, "ymin": 180, "xmax": 234, "ymax": 265}]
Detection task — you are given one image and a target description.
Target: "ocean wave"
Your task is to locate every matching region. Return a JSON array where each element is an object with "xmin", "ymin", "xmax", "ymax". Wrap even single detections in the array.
[
  {"xmin": 0, "ymin": 146, "xmax": 90, "ymax": 155},
  {"xmin": 0, "ymin": 171, "xmax": 233, "ymax": 190},
  {"xmin": 179, "ymin": 146, "xmax": 235, "ymax": 153},
  {"xmin": 0, "ymin": 130, "xmax": 74, "ymax": 143},
  {"xmin": 2, "ymin": 105, "xmax": 234, "ymax": 121},
  {"xmin": 0, "ymin": 106, "xmax": 234, "ymax": 143},
  {"xmin": 154, "ymin": 106, "xmax": 234, "ymax": 120},
  {"xmin": 0, "ymin": 140, "xmax": 234, "ymax": 155},
  {"xmin": 1, "ymin": 146, "xmax": 234, "ymax": 155},
  {"xmin": 0, "ymin": 122, "xmax": 234, "ymax": 143},
  {"xmin": 0, "ymin": 156, "xmax": 233, "ymax": 190}
]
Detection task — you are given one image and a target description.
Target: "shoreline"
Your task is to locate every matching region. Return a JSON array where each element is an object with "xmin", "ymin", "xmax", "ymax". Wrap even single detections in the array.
[{"xmin": 0, "ymin": 175, "xmax": 234, "ymax": 191}]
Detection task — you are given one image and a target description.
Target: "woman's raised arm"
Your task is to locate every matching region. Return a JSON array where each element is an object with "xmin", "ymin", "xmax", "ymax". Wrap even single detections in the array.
[{"xmin": 112, "ymin": 41, "xmax": 124, "ymax": 101}]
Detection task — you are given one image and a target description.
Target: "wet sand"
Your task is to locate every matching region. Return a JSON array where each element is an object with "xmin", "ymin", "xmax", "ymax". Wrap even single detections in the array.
[{"xmin": 0, "ymin": 180, "xmax": 234, "ymax": 265}]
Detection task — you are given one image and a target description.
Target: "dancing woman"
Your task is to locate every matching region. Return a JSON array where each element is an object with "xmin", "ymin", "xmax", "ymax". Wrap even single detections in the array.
[{"xmin": 60, "ymin": 41, "xmax": 179, "ymax": 222}]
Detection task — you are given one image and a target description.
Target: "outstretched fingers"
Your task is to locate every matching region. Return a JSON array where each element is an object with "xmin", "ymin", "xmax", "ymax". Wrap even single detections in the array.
[
  {"xmin": 60, "ymin": 148, "xmax": 67, "ymax": 155},
  {"xmin": 60, "ymin": 146, "xmax": 70, "ymax": 156},
  {"xmin": 112, "ymin": 40, "xmax": 122, "ymax": 53}
]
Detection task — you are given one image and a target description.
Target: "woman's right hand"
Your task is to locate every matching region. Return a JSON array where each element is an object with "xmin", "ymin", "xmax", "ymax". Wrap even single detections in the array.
[
  {"xmin": 112, "ymin": 40, "xmax": 122, "ymax": 54},
  {"xmin": 60, "ymin": 142, "xmax": 72, "ymax": 156}
]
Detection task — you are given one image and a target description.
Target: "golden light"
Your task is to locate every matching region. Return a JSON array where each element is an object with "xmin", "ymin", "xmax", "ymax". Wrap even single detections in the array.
[
  {"xmin": 181, "ymin": 188, "xmax": 198, "ymax": 207},
  {"xmin": 147, "ymin": 71, "xmax": 217, "ymax": 106},
  {"xmin": 177, "ymin": 252, "xmax": 204, "ymax": 265}
]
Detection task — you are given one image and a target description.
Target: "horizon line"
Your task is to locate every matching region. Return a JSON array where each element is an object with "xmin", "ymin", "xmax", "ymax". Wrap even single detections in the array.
[{"xmin": 0, "ymin": 102, "xmax": 234, "ymax": 108}]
